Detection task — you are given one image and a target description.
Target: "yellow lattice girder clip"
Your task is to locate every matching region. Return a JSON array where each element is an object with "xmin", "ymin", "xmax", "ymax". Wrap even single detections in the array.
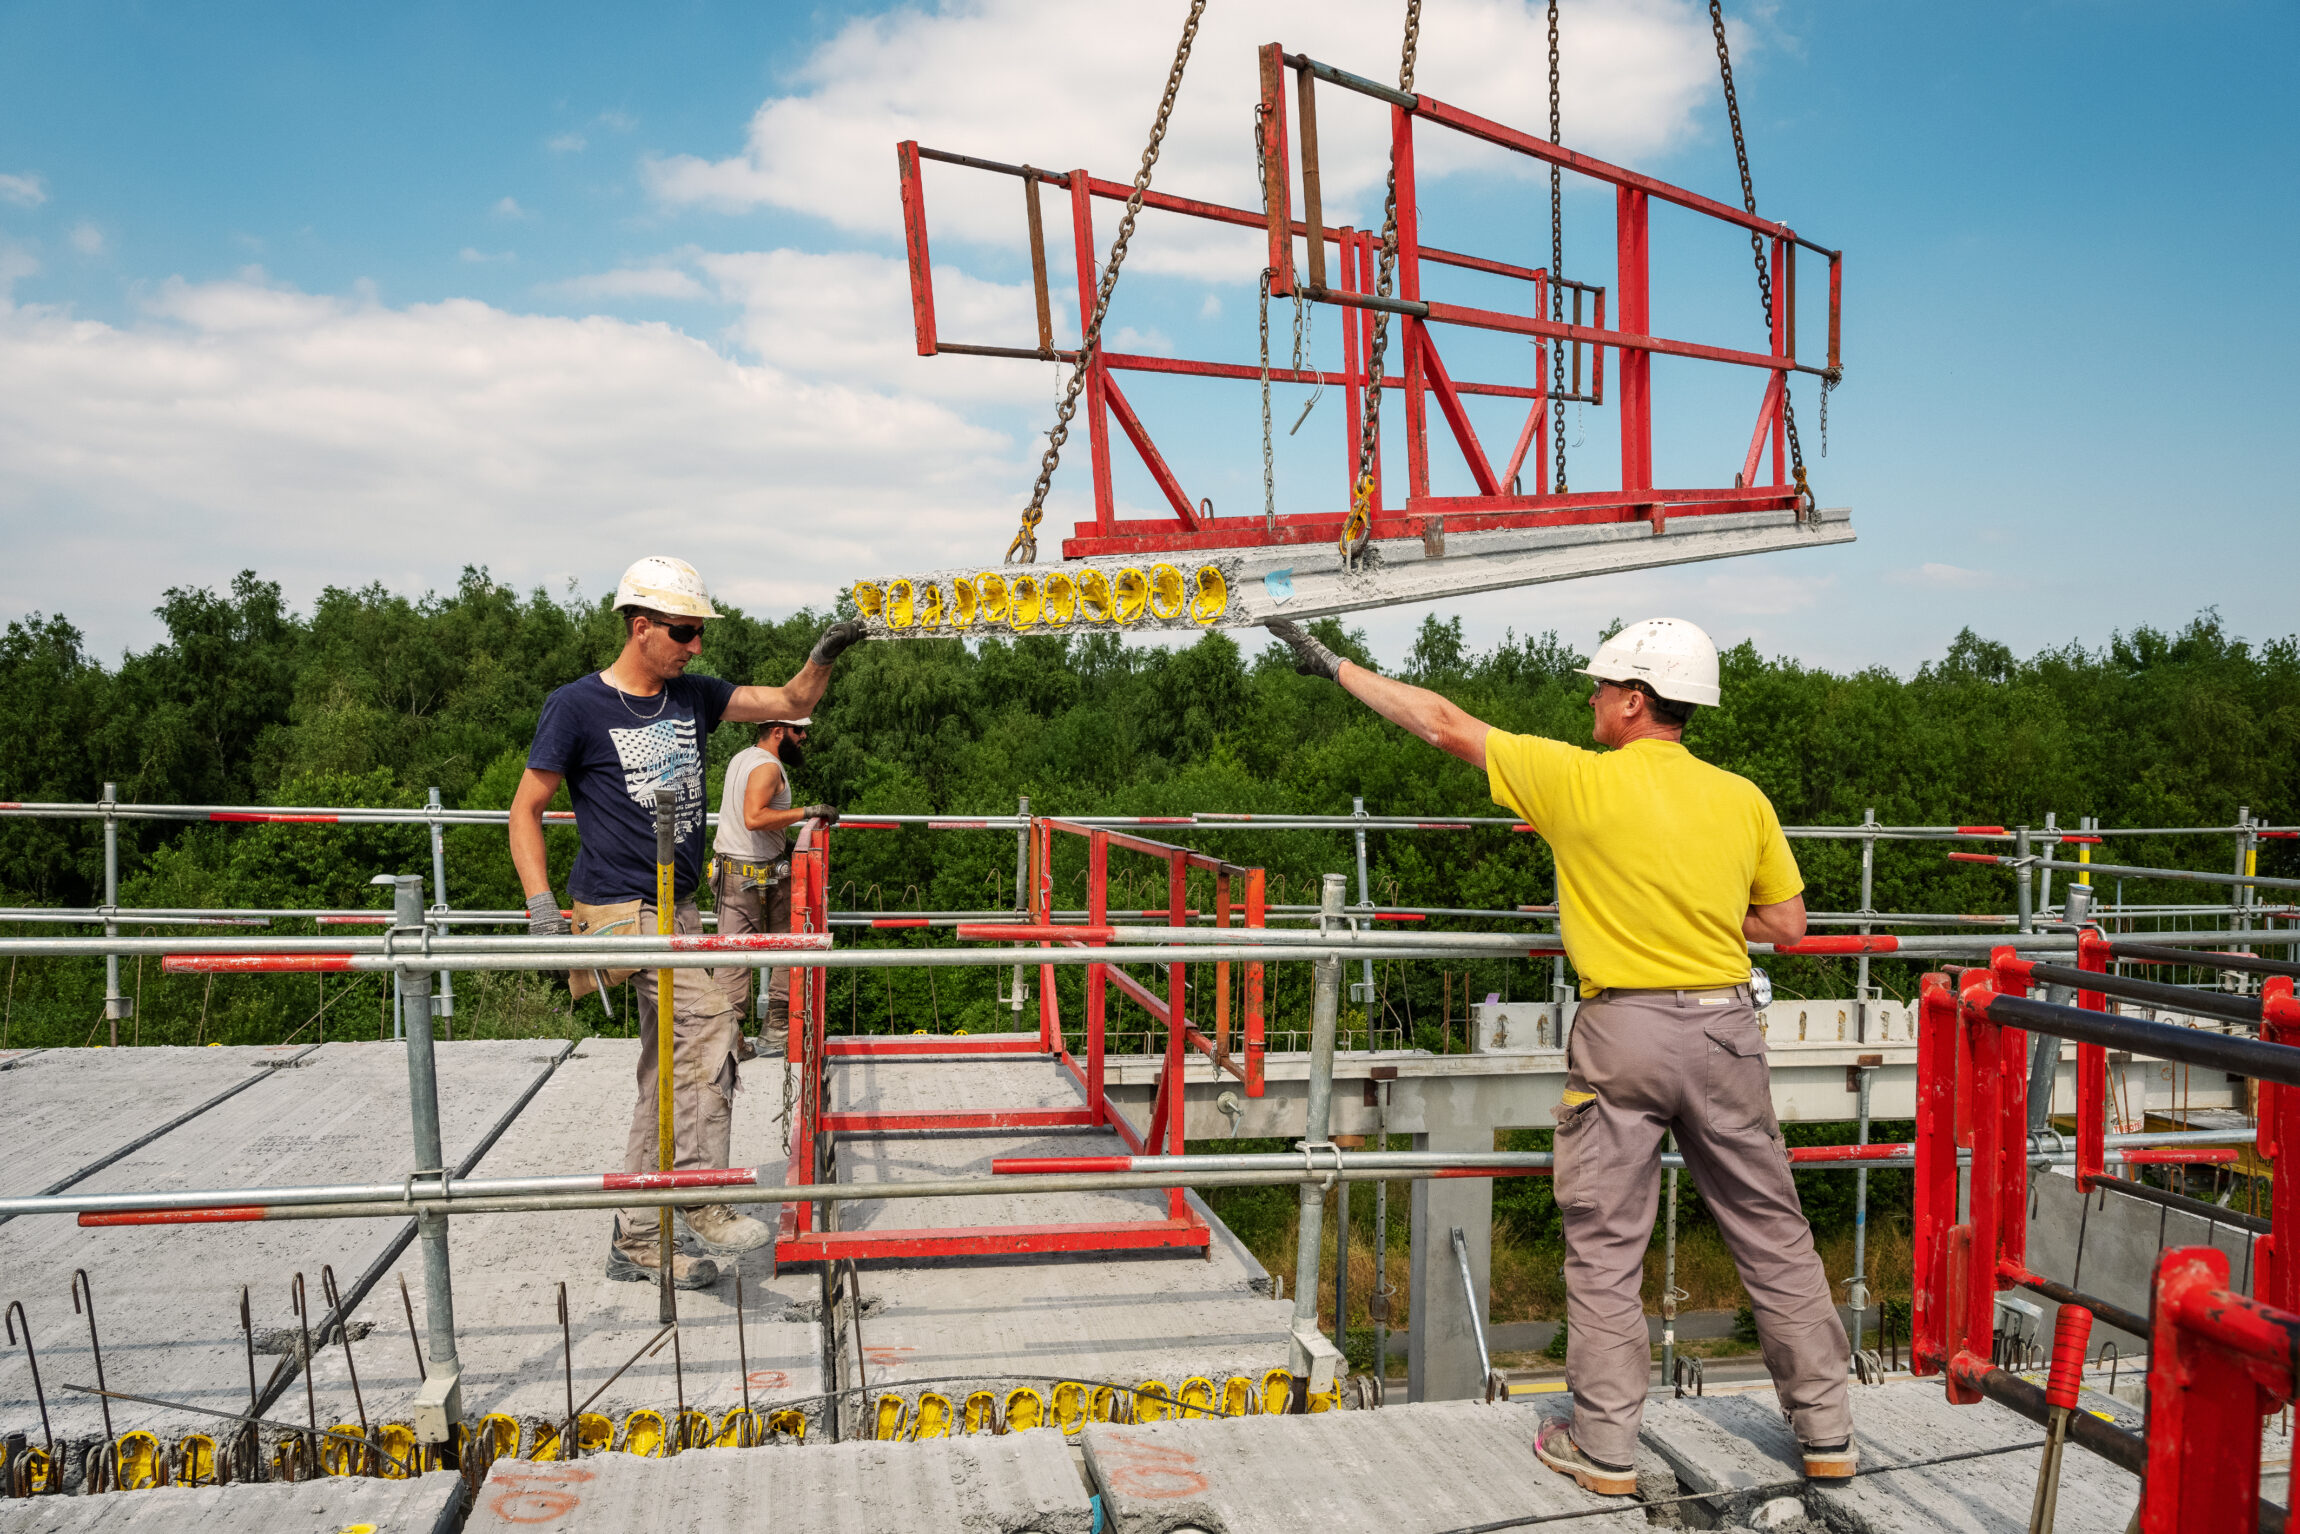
[
  {"xmin": 1133, "ymin": 1379, "xmax": 1173, "ymax": 1423},
  {"xmin": 1077, "ymin": 569, "xmax": 1115, "ymax": 623},
  {"xmin": 319, "ymin": 1424, "xmax": 367, "ymax": 1477},
  {"xmin": 527, "ymin": 1420, "xmax": 566, "ymax": 1461},
  {"xmin": 1220, "ymin": 1376, "xmax": 1253, "ymax": 1419},
  {"xmin": 1147, "ymin": 565, "xmax": 1187, "ymax": 621},
  {"xmin": 874, "ymin": 1394, "xmax": 909, "ymax": 1441},
  {"xmin": 176, "ymin": 1432, "xmax": 217, "ymax": 1487},
  {"xmin": 975, "ymin": 572, "xmax": 1010, "ymax": 624},
  {"xmin": 911, "ymin": 1391, "xmax": 953, "ymax": 1439},
  {"xmin": 951, "ymin": 577, "xmax": 979, "ymax": 628},
  {"xmin": 851, "ymin": 582, "xmax": 885, "ymax": 621},
  {"xmin": 620, "ymin": 1408, "xmax": 668, "ymax": 1458},
  {"xmin": 1259, "ymin": 1367, "xmax": 1293, "ymax": 1415},
  {"xmin": 766, "ymin": 1409, "xmax": 808, "ymax": 1443},
  {"xmin": 1177, "ymin": 1376, "xmax": 1216, "ymax": 1422},
  {"xmin": 1049, "ymin": 1381, "xmax": 1086, "ymax": 1435},
  {"xmin": 578, "ymin": 1413, "xmax": 614, "ymax": 1454},
  {"xmin": 1004, "ymin": 1386, "xmax": 1045, "ymax": 1433},
  {"xmin": 477, "ymin": 1413, "xmax": 521, "ymax": 1467},
  {"xmin": 962, "ymin": 1390, "xmax": 998, "ymax": 1435},
  {"xmin": 1190, "ymin": 567, "xmax": 1228, "ymax": 625},
  {"xmin": 713, "ymin": 1407, "xmax": 765, "ymax": 1448},
  {"xmin": 375, "ymin": 1423, "xmax": 416, "ymax": 1479},
  {"xmin": 113, "ymin": 1430, "xmax": 162, "ymax": 1489},
  {"xmin": 1088, "ymin": 1383, "xmax": 1119, "ymax": 1423},
  {"xmin": 1113, "ymin": 568, "xmax": 1149, "ymax": 624}
]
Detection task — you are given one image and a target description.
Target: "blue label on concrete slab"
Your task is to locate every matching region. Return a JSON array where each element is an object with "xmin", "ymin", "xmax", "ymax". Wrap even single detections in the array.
[{"xmin": 1262, "ymin": 569, "xmax": 1295, "ymax": 604}]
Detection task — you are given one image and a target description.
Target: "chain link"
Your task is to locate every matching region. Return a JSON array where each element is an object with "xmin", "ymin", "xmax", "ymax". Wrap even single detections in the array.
[
  {"xmin": 1006, "ymin": 0, "xmax": 1208, "ymax": 563},
  {"xmin": 1260, "ymin": 269, "xmax": 1276, "ymax": 529},
  {"xmin": 1547, "ymin": 0, "xmax": 1567, "ymax": 496},
  {"xmin": 1340, "ymin": 0, "xmax": 1422, "ymax": 567},
  {"xmin": 1708, "ymin": 0, "xmax": 1817, "ymax": 513}
]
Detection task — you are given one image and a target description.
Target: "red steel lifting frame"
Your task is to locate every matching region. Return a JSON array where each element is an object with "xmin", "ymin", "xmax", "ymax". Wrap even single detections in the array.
[
  {"xmin": 1911, "ymin": 941, "xmax": 2300, "ymax": 1532},
  {"xmin": 773, "ymin": 822, "xmax": 1268, "ymax": 1265},
  {"xmin": 894, "ymin": 42, "xmax": 1840, "ymax": 563}
]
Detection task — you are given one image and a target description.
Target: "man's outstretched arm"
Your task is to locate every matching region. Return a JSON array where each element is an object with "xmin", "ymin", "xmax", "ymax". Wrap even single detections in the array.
[{"xmin": 1266, "ymin": 621, "xmax": 1493, "ymax": 768}]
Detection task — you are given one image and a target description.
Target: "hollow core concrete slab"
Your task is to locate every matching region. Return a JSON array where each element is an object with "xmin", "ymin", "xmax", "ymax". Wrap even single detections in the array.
[{"xmin": 0, "ymin": 1468, "xmax": 465, "ymax": 1533}]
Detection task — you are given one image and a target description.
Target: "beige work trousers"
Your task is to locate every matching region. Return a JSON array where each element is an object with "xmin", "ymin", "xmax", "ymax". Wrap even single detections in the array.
[
  {"xmin": 709, "ymin": 862, "xmax": 791, "ymax": 1049},
  {"xmin": 1553, "ymin": 985, "xmax": 1850, "ymax": 1465},
  {"xmin": 613, "ymin": 901, "xmax": 745, "ymax": 1261}
]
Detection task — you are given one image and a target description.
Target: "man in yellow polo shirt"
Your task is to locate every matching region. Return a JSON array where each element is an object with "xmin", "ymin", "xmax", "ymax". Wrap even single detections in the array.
[{"xmin": 1266, "ymin": 615, "xmax": 1852, "ymax": 1496}]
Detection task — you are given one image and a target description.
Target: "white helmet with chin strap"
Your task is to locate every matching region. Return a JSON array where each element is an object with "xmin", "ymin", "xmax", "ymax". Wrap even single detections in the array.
[
  {"xmin": 1578, "ymin": 617, "xmax": 1720, "ymax": 707},
  {"xmin": 614, "ymin": 556, "xmax": 720, "ymax": 621}
]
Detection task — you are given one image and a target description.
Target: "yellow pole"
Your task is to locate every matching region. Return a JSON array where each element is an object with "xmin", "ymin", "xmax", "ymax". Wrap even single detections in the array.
[
  {"xmin": 653, "ymin": 790, "xmax": 677, "ymax": 1321},
  {"xmin": 2077, "ymin": 841, "xmax": 2091, "ymax": 886}
]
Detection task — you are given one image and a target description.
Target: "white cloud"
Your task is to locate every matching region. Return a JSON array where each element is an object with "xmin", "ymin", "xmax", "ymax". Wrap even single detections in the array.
[
  {"xmin": 1198, "ymin": 293, "xmax": 1222, "ymax": 320},
  {"xmin": 0, "ymin": 274, "xmax": 1021, "ymax": 648},
  {"xmin": 459, "ymin": 247, "xmax": 516, "ymax": 264},
  {"xmin": 0, "ymin": 173, "xmax": 46, "ymax": 208},
  {"xmin": 645, "ymin": 0, "xmax": 1717, "ymax": 276},
  {"xmin": 494, "ymin": 196, "xmax": 527, "ymax": 219},
  {"xmin": 546, "ymin": 132, "xmax": 588, "ymax": 154},
  {"xmin": 0, "ymin": 240, "xmax": 36, "ymax": 304},
  {"xmin": 546, "ymin": 263, "xmax": 711, "ymax": 300},
  {"xmin": 69, "ymin": 222, "xmax": 105, "ymax": 256},
  {"xmin": 597, "ymin": 109, "xmax": 638, "ymax": 132}
]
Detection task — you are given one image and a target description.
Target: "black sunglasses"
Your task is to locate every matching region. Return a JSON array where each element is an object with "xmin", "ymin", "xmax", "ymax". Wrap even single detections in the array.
[{"xmin": 651, "ymin": 620, "xmax": 704, "ymax": 644}]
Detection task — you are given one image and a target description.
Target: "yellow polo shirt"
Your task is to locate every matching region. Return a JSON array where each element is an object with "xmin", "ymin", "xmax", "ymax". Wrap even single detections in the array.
[{"xmin": 1486, "ymin": 732, "xmax": 1803, "ymax": 997}]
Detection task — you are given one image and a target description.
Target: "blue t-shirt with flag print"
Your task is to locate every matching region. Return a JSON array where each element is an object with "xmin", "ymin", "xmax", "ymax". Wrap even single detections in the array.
[{"xmin": 528, "ymin": 671, "xmax": 736, "ymax": 904}]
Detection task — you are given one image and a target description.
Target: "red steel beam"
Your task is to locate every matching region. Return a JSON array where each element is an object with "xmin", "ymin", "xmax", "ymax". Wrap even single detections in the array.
[
  {"xmin": 775, "ymin": 1219, "xmax": 1209, "ymax": 1264},
  {"xmin": 1416, "ymin": 328, "xmax": 1501, "ymax": 496},
  {"xmin": 822, "ymin": 1037, "xmax": 1046, "ymax": 1057},
  {"xmin": 819, "ymin": 1108, "xmax": 1099, "ymax": 1133},
  {"xmin": 896, "ymin": 140, "xmax": 937, "ymax": 355},
  {"xmin": 1101, "ymin": 371, "xmax": 1201, "ymax": 529}
]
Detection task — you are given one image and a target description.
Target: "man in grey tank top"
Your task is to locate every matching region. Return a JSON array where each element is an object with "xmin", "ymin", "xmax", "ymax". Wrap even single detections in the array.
[{"xmin": 712, "ymin": 715, "xmax": 837, "ymax": 1054}]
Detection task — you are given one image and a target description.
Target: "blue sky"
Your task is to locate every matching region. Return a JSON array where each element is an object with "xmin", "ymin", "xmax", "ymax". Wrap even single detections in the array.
[{"xmin": 1, "ymin": 0, "xmax": 2292, "ymax": 672}]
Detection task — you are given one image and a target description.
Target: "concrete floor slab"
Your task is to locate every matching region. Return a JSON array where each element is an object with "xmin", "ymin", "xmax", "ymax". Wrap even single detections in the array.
[
  {"xmin": 1640, "ymin": 1379, "xmax": 2145, "ymax": 1531},
  {"xmin": 1082, "ymin": 1399, "xmax": 1631, "ymax": 1534},
  {"xmin": 0, "ymin": 1041, "xmax": 570, "ymax": 1456},
  {"xmin": 0, "ymin": 1469, "xmax": 464, "ymax": 1533},
  {"xmin": 0, "ymin": 1045, "xmax": 310, "ymax": 1200},
  {"xmin": 821, "ymin": 1055, "xmax": 1292, "ymax": 1432},
  {"xmin": 465, "ymin": 1433, "xmax": 1090, "ymax": 1534}
]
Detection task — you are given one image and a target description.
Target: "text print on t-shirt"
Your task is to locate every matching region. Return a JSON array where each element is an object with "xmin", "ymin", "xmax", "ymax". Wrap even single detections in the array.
[{"xmin": 610, "ymin": 716, "xmax": 706, "ymax": 843}]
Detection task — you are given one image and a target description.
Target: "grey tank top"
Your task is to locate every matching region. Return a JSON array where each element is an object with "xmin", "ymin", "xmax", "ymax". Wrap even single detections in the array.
[{"xmin": 714, "ymin": 745, "xmax": 790, "ymax": 863}]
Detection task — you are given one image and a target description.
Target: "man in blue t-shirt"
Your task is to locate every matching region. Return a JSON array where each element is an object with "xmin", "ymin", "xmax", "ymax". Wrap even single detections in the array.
[{"xmin": 511, "ymin": 555, "xmax": 865, "ymax": 1289}]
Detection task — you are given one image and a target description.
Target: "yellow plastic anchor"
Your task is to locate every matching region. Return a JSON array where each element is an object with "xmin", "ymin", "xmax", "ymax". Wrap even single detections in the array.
[
  {"xmin": 1009, "ymin": 574, "xmax": 1044, "ymax": 628},
  {"xmin": 851, "ymin": 582, "xmax": 885, "ymax": 620},
  {"xmin": 114, "ymin": 1430, "xmax": 162, "ymax": 1489},
  {"xmin": 374, "ymin": 1423, "xmax": 416, "ymax": 1479},
  {"xmin": 1307, "ymin": 1384, "xmax": 1340, "ymax": 1413},
  {"xmin": 766, "ymin": 1409, "xmax": 808, "ymax": 1443},
  {"xmin": 578, "ymin": 1413, "xmax": 614, "ymax": 1455},
  {"xmin": 15, "ymin": 1445, "xmax": 51, "ymax": 1494},
  {"xmin": 911, "ymin": 1392, "xmax": 953, "ymax": 1439},
  {"xmin": 714, "ymin": 1407, "xmax": 766, "ymax": 1448},
  {"xmin": 1190, "ymin": 566, "xmax": 1228, "ymax": 625},
  {"xmin": 1146, "ymin": 565, "xmax": 1187, "ymax": 621},
  {"xmin": 176, "ymin": 1432, "xmax": 218, "ymax": 1487},
  {"xmin": 951, "ymin": 577, "xmax": 979, "ymax": 628},
  {"xmin": 319, "ymin": 1424, "xmax": 368, "ymax": 1477},
  {"xmin": 677, "ymin": 1409, "xmax": 710, "ymax": 1451},
  {"xmin": 527, "ymin": 1420, "xmax": 566, "ymax": 1462},
  {"xmin": 1132, "ymin": 1380, "xmax": 1173, "ymax": 1423},
  {"xmin": 1077, "ymin": 569, "xmax": 1115, "ymax": 623},
  {"xmin": 1112, "ymin": 568, "xmax": 1149, "ymax": 624},
  {"xmin": 885, "ymin": 579, "xmax": 917, "ymax": 629},
  {"xmin": 1043, "ymin": 572, "xmax": 1078, "ymax": 625},
  {"xmin": 1220, "ymin": 1376, "xmax": 1254, "ymax": 1419},
  {"xmin": 474, "ymin": 1414, "xmax": 520, "ymax": 1469},
  {"xmin": 1177, "ymin": 1376, "xmax": 1216, "ymax": 1422},
  {"xmin": 916, "ymin": 581, "xmax": 946, "ymax": 630},
  {"xmin": 1003, "ymin": 1387, "xmax": 1045, "ymax": 1433},
  {"xmin": 874, "ymin": 1394, "xmax": 910, "ymax": 1441},
  {"xmin": 962, "ymin": 1390, "xmax": 998, "ymax": 1435},
  {"xmin": 1088, "ymin": 1383, "xmax": 1119, "ymax": 1424},
  {"xmin": 1259, "ymin": 1368, "xmax": 1293, "ymax": 1415},
  {"xmin": 621, "ymin": 1408, "xmax": 668, "ymax": 1458},
  {"xmin": 975, "ymin": 572, "xmax": 1011, "ymax": 623},
  {"xmin": 1049, "ymin": 1381, "xmax": 1086, "ymax": 1435}
]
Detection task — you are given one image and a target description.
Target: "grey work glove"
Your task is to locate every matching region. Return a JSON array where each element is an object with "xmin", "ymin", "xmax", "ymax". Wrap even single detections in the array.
[
  {"xmin": 810, "ymin": 618, "xmax": 868, "ymax": 667},
  {"xmin": 802, "ymin": 804, "xmax": 841, "ymax": 828},
  {"xmin": 1265, "ymin": 619, "xmax": 1344, "ymax": 682},
  {"xmin": 525, "ymin": 889, "xmax": 572, "ymax": 937}
]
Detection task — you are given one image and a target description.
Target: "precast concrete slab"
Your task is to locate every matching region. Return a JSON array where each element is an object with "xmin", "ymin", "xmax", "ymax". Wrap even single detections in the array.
[
  {"xmin": 466, "ymin": 1433, "xmax": 1091, "ymax": 1534},
  {"xmin": 0, "ymin": 1470, "xmax": 466, "ymax": 1534},
  {"xmin": 1639, "ymin": 1379, "xmax": 2145, "ymax": 1531},
  {"xmin": 1081, "ymin": 1399, "xmax": 1639, "ymax": 1534},
  {"xmin": 0, "ymin": 1040, "xmax": 570, "ymax": 1459},
  {"xmin": 298, "ymin": 1041, "xmax": 825, "ymax": 1448},
  {"xmin": 821, "ymin": 1054, "xmax": 1293, "ymax": 1434}
]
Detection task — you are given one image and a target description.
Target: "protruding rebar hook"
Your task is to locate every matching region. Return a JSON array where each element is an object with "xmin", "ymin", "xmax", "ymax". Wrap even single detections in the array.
[{"xmin": 6, "ymin": 1299, "xmax": 52, "ymax": 1467}]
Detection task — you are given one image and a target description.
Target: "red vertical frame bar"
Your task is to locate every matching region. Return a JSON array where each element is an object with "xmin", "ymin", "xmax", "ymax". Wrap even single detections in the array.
[
  {"xmin": 1165, "ymin": 852, "xmax": 1189, "ymax": 1213},
  {"xmin": 1960, "ymin": 979, "xmax": 2002, "ymax": 1372},
  {"xmin": 2143, "ymin": 1247, "xmax": 2279, "ymax": 1534},
  {"xmin": 1392, "ymin": 105, "xmax": 1430, "ymax": 500},
  {"xmin": 785, "ymin": 845, "xmax": 822, "ymax": 1237},
  {"xmin": 1245, "ymin": 867, "xmax": 1266, "ymax": 1098},
  {"xmin": 1214, "ymin": 872, "xmax": 1232, "ymax": 1060},
  {"xmin": 1036, "ymin": 820, "xmax": 1058, "ymax": 1051},
  {"xmin": 2075, "ymin": 930, "xmax": 2110, "ymax": 1188},
  {"xmin": 1257, "ymin": 43, "xmax": 1294, "ymax": 296},
  {"xmin": 1768, "ymin": 238, "xmax": 1788, "ymax": 486},
  {"xmin": 1997, "ymin": 1014, "xmax": 2028, "ymax": 1283},
  {"xmin": 1912, "ymin": 975, "xmax": 1957, "ymax": 1375},
  {"xmin": 2265, "ymin": 979, "xmax": 2299, "ymax": 1313},
  {"xmin": 1615, "ymin": 186, "xmax": 1652, "ymax": 495},
  {"xmin": 1088, "ymin": 831, "xmax": 1109, "ymax": 1117},
  {"xmin": 1067, "ymin": 169, "xmax": 1115, "ymax": 531},
  {"xmin": 895, "ymin": 141, "xmax": 937, "ymax": 356}
]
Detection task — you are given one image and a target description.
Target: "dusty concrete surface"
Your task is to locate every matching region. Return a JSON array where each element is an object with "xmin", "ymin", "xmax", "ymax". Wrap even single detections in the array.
[
  {"xmin": 821, "ymin": 1051, "xmax": 1292, "ymax": 1434},
  {"xmin": 465, "ymin": 1433, "xmax": 1091, "ymax": 1533},
  {"xmin": 1081, "ymin": 1399, "xmax": 1638, "ymax": 1534},
  {"xmin": 298, "ymin": 1040, "xmax": 824, "ymax": 1446},
  {"xmin": 1640, "ymin": 1379, "xmax": 2144, "ymax": 1531},
  {"xmin": 0, "ymin": 1469, "xmax": 465, "ymax": 1532},
  {"xmin": 0, "ymin": 1045, "xmax": 311, "ymax": 1201}
]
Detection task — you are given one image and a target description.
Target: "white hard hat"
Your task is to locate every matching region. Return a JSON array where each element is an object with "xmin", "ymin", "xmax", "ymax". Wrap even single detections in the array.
[
  {"xmin": 1579, "ymin": 617, "xmax": 1720, "ymax": 707},
  {"xmin": 614, "ymin": 556, "xmax": 720, "ymax": 621},
  {"xmin": 760, "ymin": 716, "xmax": 812, "ymax": 728}
]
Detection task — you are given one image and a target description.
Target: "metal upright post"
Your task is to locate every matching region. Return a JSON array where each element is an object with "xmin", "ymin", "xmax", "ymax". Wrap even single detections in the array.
[
  {"xmin": 1351, "ymin": 798, "xmax": 1375, "ymax": 1012},
  {"xmin": 653, "ymin": 791, "xmax": 676, "ymax": 1325},
  {"xmin": 386, "ymin": 872, "xmax": 461, "ymax": 1447},
  {"xmin": 1290, "ymin": 874, "xmax": 1344, "ymax": 1396},
  {"xmin": 1012, "ymin": 796, "xmax": 1030, "ymax": 1017},
  {"xmin": 427, "ymin": 788, "xmax": 455, "ymax": 1026},
  {"xmin": 2236, "ymin": 807, "xmax": 2255, "ymax": 966},
  {"xmin": 101, "ymin": 783, "xmax": 125, "ymax": 1046},
  {"xmin": 1847, "ymin": 1063, "xmax": 1875, "ymax": 1356},
  {"xmin": 1855, "ymin": 808, "xmax": 1876, "ymax": 1043},
  {"xmin": 1372, "ymin": 1079, "xmax": 1391, "ymax": 1388},
  {"xmin": 2015, "ymin": 826, "xmax": 2034, "ymax": 934}
]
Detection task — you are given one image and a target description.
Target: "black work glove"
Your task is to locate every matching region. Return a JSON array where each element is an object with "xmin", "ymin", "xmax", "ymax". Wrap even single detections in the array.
[
  {"xmin": 525, "ymin": 889, "xmax": 572, "ymax": 937},
  {"xmin": 810, "ymin": 618, "xmax": 868, "ymax": 667},
  {"xmin": 802, "ymin": 804, "xmax": 841, "ymax": 827},
  {"xmin": 1265, "ymin": 619, "xmax": 1344, "ymax": 682}
]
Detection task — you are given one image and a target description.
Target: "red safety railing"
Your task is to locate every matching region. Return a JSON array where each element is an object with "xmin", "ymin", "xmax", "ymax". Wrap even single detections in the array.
[
  {"xmin": 895, "ymin": 41, "xmax": 1841, "ymax": 564},
  {"xmin": 1912, "ymin": 937, "xmax": 2300, "ymax": 1529}
]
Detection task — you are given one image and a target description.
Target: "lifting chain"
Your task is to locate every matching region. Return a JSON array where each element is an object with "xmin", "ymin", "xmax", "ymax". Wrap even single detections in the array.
[
  {"xmin": 1708, "ymin": 0, "xmax": 1822, "ymax": 515},
  {"xmin": 1006, "ymin": 0, "xmax": 1208, "ymax": 564},
  {"xmin": 1256, "ymin": 103, "xmax": 1277, "ymax": 530},
  {"xmin": 1340, "ymin": 0, "xmax": 1422, "ymax": 568},
  {"xmin": 1547, "ymin": 0, "xmax": 1567, "ymax": 495}
]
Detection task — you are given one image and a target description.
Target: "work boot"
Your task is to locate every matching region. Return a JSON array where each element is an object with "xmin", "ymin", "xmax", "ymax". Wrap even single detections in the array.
[
  {"xmin": 760, "ymin": 998, "xmax": 790, "ymax": 1057},
  {"xmin": 680, "ymin": 1203, "xmax": 774, "ymax": 1254},
  {"xmin": 1533, "ymin": 1418, "xmax": 1637, "ymax": 1497},
  {"xmin": 1800, "ymin": 1437, "xmax": 1856, "ymax": 1482},
  {"xmin": 734, "ymin": 1032, "xmax": 758, "ymax": 1063},
  {"xmin": 605, "ymin": 1235, "xmax": 720, "ymax": 1290}
]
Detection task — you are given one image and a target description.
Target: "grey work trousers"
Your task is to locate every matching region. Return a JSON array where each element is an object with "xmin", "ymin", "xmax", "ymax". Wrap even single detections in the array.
[
  {"xmin": 1554, "ymin": 985, "xmax": 1850, "ymax": 1465},
  {"xmin": 709, "ymin": 862, "xmax": 791, "ymax": 1049},
  {"xmin": 613, "ymin": 900, "xmax": 745, "ymax": 1261}
]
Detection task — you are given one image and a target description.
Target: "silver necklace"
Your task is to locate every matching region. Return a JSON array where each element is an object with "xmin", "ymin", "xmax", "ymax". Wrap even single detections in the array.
[{"xmin": 604, "ymin": 670, "xmax": 668, "ymax": 721}]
